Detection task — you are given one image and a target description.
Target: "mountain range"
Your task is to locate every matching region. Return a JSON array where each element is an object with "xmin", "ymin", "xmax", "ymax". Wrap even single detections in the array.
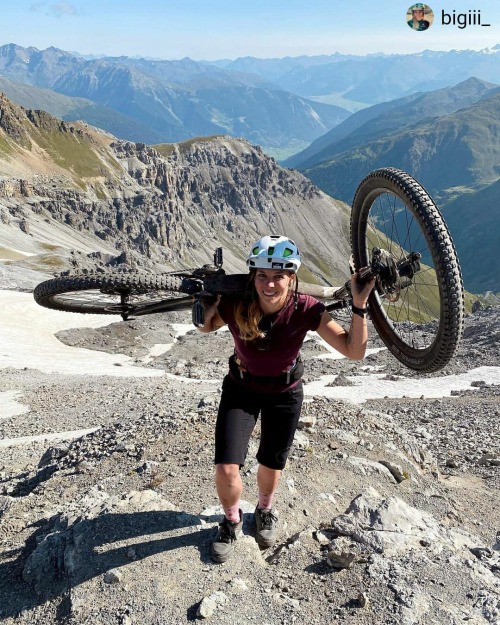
[
  {"xmin": 208, "ymin": 47, "xmax": 500, "ymax": 105},
  {"xmin": 0, "ymin": 44, "xmax": 349, "ymax": 158},
  {"xmin": 285, "ymin": 78, "xmax": 500, "ymax": 293},
  {"xmin": 1, "ymin": 44, "xmax": 500, "ymax": 159}
]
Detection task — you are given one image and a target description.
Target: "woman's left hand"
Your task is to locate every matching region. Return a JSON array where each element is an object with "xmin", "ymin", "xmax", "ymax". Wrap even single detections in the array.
[{"xmin": 351, "ymin": 269, "xmax": 376, "ymax": 308}]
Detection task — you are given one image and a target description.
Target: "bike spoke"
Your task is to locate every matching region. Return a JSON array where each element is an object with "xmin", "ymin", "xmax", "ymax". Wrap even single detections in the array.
[
  {"xmin": 365, "ymin": 190, "xmax": 442, "ymax": 350},
  {"xmin": 352, "ymin": 168, "xmax": 463, "ymax": 372}
]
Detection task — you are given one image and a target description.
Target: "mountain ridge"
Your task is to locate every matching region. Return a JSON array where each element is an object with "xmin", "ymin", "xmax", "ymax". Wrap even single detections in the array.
[
  {"xmin": 300, "ymin": 89, "xmax": 500, "ymax": 199},
  {"xmin": 0, "ymin": 44, "xmax": 350, "ymax": 156},
  {"xmin": 285, "ymin": 77, "xmax": 498, "ymax": 169},
  {"xmin": 2, "ymin": 43, "xmax": 500, "ymax": 159},
  {"xmin": 0, "ymin": 94, "xmax": 351, "ymax": 287}
]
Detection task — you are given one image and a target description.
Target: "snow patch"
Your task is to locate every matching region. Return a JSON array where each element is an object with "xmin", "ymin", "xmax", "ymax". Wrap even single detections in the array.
[
  {"xmin": 0, "ymin": 428, "xmax": 100, "ymax": 448},
  {"xmin": 0, "ymin": 290, "xmax": 163, "ymax": 377},
  {"xmin": 304, "ymin": 366, "xmax": 500, "ymax": 403},
  {"xmin": 0, "ymin": 391, "xmax": 30, "ymax": 420}
]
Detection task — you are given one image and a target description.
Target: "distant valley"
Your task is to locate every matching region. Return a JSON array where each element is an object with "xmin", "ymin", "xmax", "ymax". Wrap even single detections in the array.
[
  {"xmin": 1, "ymin": 44, "xmax": 500, "ymax": 158},
  {"xmin": 288, "ymin": 78, "xmax": 500, "ymax": 294},
  {"xmin": 0, "ymin": 43, "xmax": 499, "ymax": 293}
]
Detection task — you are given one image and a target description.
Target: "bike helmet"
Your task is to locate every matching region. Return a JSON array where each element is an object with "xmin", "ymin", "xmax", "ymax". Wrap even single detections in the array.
[
  {"xmin": 246, "ymin": 235, "xmax": 301, "ymax": 272},
  {"xmin": 410, "ymin": 2, "xmax": 425, "ymax": 10}
]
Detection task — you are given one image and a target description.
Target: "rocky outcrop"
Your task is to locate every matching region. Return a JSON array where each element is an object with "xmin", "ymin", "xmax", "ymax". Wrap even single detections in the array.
[
  {"xmin": 1, "ymin": 97, "xmax": 351, "ymax": 281},
  {"xmin": 0, "ymin": 294, "xmax": 498, "ymax": 625},
  {"xmin": 0, "ymin": 92, "xmax": 33, "ymax": 147}
]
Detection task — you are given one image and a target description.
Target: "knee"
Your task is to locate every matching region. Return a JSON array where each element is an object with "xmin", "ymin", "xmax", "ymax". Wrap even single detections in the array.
[{"xmin": 215, "ymin": 463, "xmax": 240, "ymax": 484}]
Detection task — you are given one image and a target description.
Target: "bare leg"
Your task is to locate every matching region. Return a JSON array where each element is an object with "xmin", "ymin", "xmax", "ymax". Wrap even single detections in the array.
[
  {"xmin": 257, "ymin": 464, "xmax": 281, "ymax": 508},
  {"xmin": 215, "ymin": 463, "xmax": 242, "ymax": 516}
]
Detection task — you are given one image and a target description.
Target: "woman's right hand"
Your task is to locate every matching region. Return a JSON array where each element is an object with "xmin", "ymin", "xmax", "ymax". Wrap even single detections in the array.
[{"xmin": 198, "ymin": 294, "xmax": 224, "ymax": 332}]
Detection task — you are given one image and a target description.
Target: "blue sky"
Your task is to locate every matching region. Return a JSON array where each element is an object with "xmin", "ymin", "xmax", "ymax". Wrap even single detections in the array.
[{"xmin": 3, "ymin": 0, "xmax": 500, "ymax": 59}]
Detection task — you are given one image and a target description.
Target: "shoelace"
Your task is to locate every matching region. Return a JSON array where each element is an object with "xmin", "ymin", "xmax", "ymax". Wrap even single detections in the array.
[
  {"xmin": 258, "ymin": 510, "xmax": 277, "ymax": 529},
  {"xmin": 219, "ymin": 519, "xmax": 237, "ymax": 543}
]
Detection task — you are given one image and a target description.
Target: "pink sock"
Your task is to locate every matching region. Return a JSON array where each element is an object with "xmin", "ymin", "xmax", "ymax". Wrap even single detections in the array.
[
  {"xmin": 258, "ymin": 492, "xmax": 275, "ymax": 510},
  {"xmin": 223, "ymin": 503, "xmax": 241, "ymax": 523}
]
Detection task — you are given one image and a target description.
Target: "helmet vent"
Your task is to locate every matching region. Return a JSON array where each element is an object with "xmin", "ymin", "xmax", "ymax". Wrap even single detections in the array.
[{"xmin": 246, "ymin": 235, "xmax": 301, "ymax": 273}]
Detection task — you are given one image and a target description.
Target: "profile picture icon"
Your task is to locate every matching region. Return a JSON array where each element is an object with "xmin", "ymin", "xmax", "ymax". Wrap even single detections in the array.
[{"xmin": 407, "ymin": 3, "xmax": 433, "ymax": 31}]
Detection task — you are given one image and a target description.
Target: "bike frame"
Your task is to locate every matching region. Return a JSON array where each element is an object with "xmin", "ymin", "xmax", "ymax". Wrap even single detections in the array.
[{"xmin": 130, "ymin": 246, "xmax": 419, "ymax": 322}]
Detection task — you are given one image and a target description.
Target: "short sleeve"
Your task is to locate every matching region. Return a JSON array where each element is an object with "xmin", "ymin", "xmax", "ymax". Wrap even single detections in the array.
[
  {"xmin": 217, "ymin": 294, "xmax": 236, "ymax": 325},
  {"xmin": 307, "ymin": 298, "xmax": 326, "ymax": 331}
]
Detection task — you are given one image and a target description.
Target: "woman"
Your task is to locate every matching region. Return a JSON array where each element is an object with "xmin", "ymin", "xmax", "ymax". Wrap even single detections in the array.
[
  {"xmin": 407, "ymin": 3, "xmax": 430, "ymax": 30},
  {"xmin": 198, "ymin": 235, "xmax": 375, "ymax": 563}
]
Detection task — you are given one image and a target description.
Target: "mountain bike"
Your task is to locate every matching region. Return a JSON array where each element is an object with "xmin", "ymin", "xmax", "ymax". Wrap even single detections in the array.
[{"xmin": 33, "ymin": 168, "xmax": 464, "ymax": 372}]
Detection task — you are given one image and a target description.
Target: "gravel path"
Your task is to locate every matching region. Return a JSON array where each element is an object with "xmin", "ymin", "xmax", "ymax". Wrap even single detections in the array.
[{"xmin": 0, "ymin": 300, "xmax": 498, "ymax": 625}]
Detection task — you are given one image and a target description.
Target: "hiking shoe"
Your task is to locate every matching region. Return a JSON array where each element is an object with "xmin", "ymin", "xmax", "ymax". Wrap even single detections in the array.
[
  {"xmin": 211, "ymin": 510, "xmax": 243, "ymax": 563},
  {"xmin": 254, "ymin": 507, "xmax": 278, "ymax": 548}
]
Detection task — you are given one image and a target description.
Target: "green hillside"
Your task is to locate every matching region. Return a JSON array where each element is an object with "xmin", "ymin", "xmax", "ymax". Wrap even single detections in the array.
[
  {"xmin": 286, "ymin": 78, "xmax": 498, "ymax": 169},
  {"xmin": 441, "ymin": 179, "xmax": 500, "ymax": 293},
  {"xmin": 302, "ymin": 92, "xmax": 500, "ymax": 203},
  {"xmin": 0, "ymin": 93, "xmax": 122, "ymax": 189}
]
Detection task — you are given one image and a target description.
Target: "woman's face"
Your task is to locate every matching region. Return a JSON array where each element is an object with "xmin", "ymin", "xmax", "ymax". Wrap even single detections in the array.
[
  {"xmin": 413, "ymin": 8, "xmax": 424, "ymax": 18},
  {"xmin": 254, "ymin": 268, "xmax": 295, "ymax": 309}
]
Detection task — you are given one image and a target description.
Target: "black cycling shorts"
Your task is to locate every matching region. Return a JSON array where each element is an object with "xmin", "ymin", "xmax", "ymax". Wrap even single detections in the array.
[{"xmin": 214, "ymin": 375, "xmax": 304, "ymax": 470}]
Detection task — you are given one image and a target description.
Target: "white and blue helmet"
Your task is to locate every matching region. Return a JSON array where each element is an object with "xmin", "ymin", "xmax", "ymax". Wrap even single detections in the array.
[{"xmin": 247, "ymin": 235, "xmax": 301, "ymax": 272}]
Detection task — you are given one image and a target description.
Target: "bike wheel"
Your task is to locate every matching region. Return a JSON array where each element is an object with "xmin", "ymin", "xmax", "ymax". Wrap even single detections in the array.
[
  {"xmin": 351, "ymin": 167, "xmax": 464, "ymax": 372},
  {"xmin": 33, "ymin": 272, "xmax": 197, "ymax": 319}
]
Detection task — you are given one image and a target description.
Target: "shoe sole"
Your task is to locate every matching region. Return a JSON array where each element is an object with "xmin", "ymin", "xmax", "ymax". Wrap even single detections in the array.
[
  {"xmin": 256, "ymin": 536, "xmax": 276, "ymax": 548},
  {"xmin": 254, "ymin": 513, "xmax": 277, "ymax": 548}
]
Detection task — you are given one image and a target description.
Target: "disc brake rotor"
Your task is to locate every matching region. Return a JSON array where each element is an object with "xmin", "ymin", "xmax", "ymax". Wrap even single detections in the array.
[{"xmin": 372, "ymin": 248, "xmax": 401, "ymax": 302}]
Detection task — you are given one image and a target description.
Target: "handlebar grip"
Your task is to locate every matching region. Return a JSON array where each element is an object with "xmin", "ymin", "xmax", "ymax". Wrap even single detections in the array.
[{"xmin": 192, "ymin": 298, "xmax": 206, "ymax": 327}]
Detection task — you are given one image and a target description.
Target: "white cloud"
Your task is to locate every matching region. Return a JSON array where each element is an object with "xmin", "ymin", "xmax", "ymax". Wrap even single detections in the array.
[
  {"xmin": 51, "ymin": 1, "xmax": 78, "ymax": 16},
  {"xmin": 30, "ymin": 1, "xmax": 79, "ymax": 17}
]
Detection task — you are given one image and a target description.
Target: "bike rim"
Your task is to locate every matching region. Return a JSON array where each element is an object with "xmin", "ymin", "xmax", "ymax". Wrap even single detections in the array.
[
  {"xmin": 47, "ymin": 288, "xmax": 191, "ymax": 316},
  {"xmin": 361, "ymin": 189, "xmax": 443, "ymax": 353}
]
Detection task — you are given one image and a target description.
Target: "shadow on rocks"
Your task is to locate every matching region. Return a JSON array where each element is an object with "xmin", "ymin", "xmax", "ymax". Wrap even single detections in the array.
[{"xmin": 0, "ymin": 509, "xmax": 211, "ymax": 620}]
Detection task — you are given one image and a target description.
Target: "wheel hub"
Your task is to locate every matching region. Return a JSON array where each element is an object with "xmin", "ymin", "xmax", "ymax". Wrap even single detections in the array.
[{"xmin": 371, "ymin": 248, "xmax": 421, "ymax": 303}]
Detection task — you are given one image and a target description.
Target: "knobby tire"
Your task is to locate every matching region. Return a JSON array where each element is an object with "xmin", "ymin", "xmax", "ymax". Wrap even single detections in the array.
[
  {"xmin": 33, "ymin": 272, "xmax": 196, "ymax": 317},
  {"xmin": 351, "ymin": 167, "xmax": 464, "ymax": 372}
]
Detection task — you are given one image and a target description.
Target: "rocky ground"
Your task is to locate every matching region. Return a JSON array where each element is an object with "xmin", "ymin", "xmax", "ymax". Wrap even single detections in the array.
[{"xmin": 0, "ymin": 302, "xmax": 499, "ymax": 625}]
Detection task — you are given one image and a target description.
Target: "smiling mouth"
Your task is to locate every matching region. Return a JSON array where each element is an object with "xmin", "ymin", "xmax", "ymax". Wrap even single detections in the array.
[{"xmin": 262, "ymin": 291, "xmax": 278, "ymax": 296}]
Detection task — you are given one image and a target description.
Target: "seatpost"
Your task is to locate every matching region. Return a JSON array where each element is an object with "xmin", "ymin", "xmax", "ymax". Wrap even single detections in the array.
[{"xmin": 214, "ymin": 247, "xmax": 223, "ymax": 268}]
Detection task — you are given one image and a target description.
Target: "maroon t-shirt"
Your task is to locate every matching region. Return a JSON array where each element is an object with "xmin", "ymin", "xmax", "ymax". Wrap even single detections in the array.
[{"xmin": 218, "ymin": 293, "xmax": 325, "ymax": 377}]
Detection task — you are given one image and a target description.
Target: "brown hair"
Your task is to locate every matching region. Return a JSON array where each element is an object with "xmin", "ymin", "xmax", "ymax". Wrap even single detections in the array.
[{"xmin": 234, "ymin": 271, "xmax": 297, "ymax": 341}]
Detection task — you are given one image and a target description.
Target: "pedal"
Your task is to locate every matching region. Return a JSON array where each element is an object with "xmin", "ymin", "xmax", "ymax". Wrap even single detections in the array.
[{"xmin": 192, "ymin": 297, "xmax": 205, "ymax": 327}]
